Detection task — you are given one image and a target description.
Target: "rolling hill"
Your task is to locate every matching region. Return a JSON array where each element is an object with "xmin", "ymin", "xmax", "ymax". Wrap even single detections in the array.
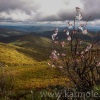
[
  {"xmin": 0, "ymin": 28, "xmax": 28, "ymax": 37},
  {"xmin": 0, "ymin": 25, "xmax": 100, "ymax": 33},
  {"xmin": 0, "ymin": 35, "xmax": 52, "ymax": 66},
  {"xmin": 0, "ymin": 30, "xmax": 98, "ymax": 42},
  {"xmin": 0, "ymin": 27, "xmax": 100, "ymax": 99},
  {"xmin": 0, "ymin": 27, "xmax": 100, "ymax": 44},
  {"xmin": 10, "ymin": 35, "xmax": 52, "ymax": 61},
  {"xmin": 0, "ymin": 35, "xmax": 70, "ymax": 100},
  {"xmin": 0, "ymin": 43, "xmax": 35, "ymax": 66},
  {"xmin": 0, "ymin": 28, "xmax": 99, "ymax": 66},
  {"xmin": 0, "ymin": 29, "xmax": 99, "ymax": 66}
]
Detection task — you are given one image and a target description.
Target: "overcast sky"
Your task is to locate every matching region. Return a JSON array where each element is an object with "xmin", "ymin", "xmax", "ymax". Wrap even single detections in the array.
[{"xmin": 0, "ymin": 0, "xmax": 100, "ymax": 26}]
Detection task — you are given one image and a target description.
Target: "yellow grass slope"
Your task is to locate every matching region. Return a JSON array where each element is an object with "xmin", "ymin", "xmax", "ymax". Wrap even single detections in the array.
[{"xmin": 0, "ymin": 43, "xmax": 35, "ymax": 66}]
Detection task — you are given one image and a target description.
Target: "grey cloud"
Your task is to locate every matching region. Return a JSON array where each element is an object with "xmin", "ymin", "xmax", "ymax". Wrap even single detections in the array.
[
  {"xmin": 36, "ymin": 16, "xmax": 60, "ymax": 21},
  {"xmin": 81, "ymin": 0, "xmax": 100, "ymax": 20},
  {"xmin": 0, "ymin": 0, "xmax": 99, "ymax": 23},
  {"xmin": 0, "ymin": 0, "xmax": 23, "ymax": 12},
  {"xmin": 58, "ymin": 10, "xmax": 75, "ymax": 21},
  {"xmin": 0, "ymin": 0, "xmax": 76, "ymax": 22},
  {"xmin": 33, "ymin": 13, "xmax": 74, "ymax": 22},
  {"xmin": 0, "ymin": 18, "xmax": 22, "ymax": 23},
  {"xmin": 0, "ymin": 0, "xmax": 39, "ymax": 14},
  {"xmin": 38, "ymin": 0, "xmax": 100, "ymax": 21}
]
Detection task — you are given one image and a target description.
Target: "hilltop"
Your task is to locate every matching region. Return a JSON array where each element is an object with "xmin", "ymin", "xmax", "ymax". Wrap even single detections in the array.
[
  {"xmin": 0, "ymin": 27, "xmax": 100, "ymax": 66},
  {"xmin": 0, "ymin": 34, "xmax": 53, "ymax": 66},
  {"xmin": 0, "ymin": 43, "xmax": 35, "ymax": 66}
]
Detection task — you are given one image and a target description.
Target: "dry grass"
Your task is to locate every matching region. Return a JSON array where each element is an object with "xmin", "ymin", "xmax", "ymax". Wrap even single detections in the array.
[{"xmin": 0, "ymin": 62, "xmax": 70, "ymax": 90}]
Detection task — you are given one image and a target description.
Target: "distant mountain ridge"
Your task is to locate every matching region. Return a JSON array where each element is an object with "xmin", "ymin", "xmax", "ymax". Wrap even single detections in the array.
[
  {"xmin": 0, "ymin": 25, "xmax": 63, "ymax": 33},
  {"xmin": 0, "ymin": 25, "xmax": 99, "ymax": 33},
  {"xmin": 0, "ymin": 31, "xmax": 100, "ymax": 45},
  {"xmin": 0, "ymin": 28, "xmax": 28, "ymax": 37},
  {"xmin": 0, "ymin": 26, "xmax": 100, "ymax": 45}
]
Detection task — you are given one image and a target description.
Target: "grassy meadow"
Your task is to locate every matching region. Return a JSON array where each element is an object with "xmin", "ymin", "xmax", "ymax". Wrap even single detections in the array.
[
  {"xmin": 0, "ymin": 34, "xmax": 100, "ymax": 99},
  {"xmin": 0, "ymin": 36, "xmax": 71, "ymax": 100}
]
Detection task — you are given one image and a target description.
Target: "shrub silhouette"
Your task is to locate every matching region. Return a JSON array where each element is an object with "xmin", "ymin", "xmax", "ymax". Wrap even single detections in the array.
[{"xmin": 49, "ymin": 7, "xmax": 100, "ymax": 99}]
